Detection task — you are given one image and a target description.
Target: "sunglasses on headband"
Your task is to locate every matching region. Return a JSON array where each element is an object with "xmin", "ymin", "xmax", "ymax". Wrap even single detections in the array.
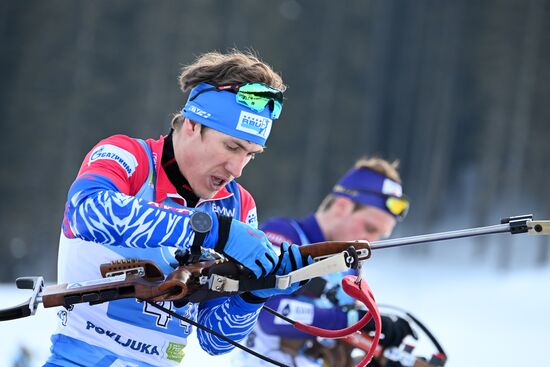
[
  {"xmin": 189, "ymin": 82, "xmax": 283, "ymax": 119},
  {"xmin": 333, "ymin": 185, "xmax": 410, "ymax": 220}
]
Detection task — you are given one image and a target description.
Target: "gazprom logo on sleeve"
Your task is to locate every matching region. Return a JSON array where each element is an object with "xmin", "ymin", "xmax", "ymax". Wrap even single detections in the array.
[
  {"xmin": 236, "ymin": 111, "xmax": 272, "ymax": 139},
  {"xmin": 88, "ymin": 144, "xmax": 139, "ymax": 177}
]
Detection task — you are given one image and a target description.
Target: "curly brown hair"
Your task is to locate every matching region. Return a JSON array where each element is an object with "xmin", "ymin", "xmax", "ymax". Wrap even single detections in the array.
[{"xmin": 178, "ymin": 49, "xmax": 285, "ymax": 92}]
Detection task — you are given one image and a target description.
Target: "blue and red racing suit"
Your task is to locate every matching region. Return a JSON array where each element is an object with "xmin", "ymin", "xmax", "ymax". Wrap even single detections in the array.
[
  {"xmin": 47, "ymin": 134, "xmax": 263, "ymax": 367},
  {"xmin": 231, "ymin": 215, "xmax": 357, "ymax": 367}
]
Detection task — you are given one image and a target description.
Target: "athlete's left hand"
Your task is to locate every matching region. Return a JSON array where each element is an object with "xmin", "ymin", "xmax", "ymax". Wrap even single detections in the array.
[{"xmin": 249, "ymin": 242, "xmax": 313, "ymax": 299}]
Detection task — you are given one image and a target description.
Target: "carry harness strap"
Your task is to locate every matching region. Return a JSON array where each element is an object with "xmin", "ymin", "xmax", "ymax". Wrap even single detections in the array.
[{"xmin": 264, "ymin": 275, "xmax": 382, "ymax": 367}]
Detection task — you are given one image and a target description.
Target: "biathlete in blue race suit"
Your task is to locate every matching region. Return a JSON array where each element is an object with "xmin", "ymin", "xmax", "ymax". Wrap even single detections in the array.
[
  {"xmin": 232, "ymin": 157, "xmax": 415, "ymax": 367},
  {"xmin": 44, "ymin": 50, "xmax": 310, "ymax": 367}
]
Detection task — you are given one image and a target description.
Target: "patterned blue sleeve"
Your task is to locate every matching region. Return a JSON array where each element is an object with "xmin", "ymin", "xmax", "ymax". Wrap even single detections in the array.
[
  {"xmin": 64, "ymin": 174, "xmax": 219, "ymax": 249},
  {"xmin": 196, "ymin": 296, "xmax": 263, "ymax": 355}
]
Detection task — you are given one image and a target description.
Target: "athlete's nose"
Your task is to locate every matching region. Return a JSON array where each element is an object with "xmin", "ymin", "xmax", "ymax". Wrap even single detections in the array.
[{"xmin": 225, "ymin": 154, "xmax": 248, "ymax": 179}]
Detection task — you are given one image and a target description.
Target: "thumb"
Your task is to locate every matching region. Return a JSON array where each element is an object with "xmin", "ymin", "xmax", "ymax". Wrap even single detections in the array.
[{"xmin": 271, "ymin": 242, "xmax": 288, "ymax": 275}]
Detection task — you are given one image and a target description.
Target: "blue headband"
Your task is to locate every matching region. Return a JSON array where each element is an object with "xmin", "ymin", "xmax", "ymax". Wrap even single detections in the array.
[
  {"xmin": 182, "ymin": 82, "xmax": 273, "ymax": 146},
  {"xmin": 332, "ymin": 167, "xmax": 404, "ymax": 217}
]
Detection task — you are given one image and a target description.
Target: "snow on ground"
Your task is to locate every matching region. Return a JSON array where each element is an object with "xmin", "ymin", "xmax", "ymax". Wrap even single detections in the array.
[{"xmin": 1, "ymin": 255, "xmax": 549, "ymax": 366}]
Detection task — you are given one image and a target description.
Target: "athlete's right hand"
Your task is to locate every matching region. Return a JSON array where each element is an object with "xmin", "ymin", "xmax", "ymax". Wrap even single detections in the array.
[{"xmin": 214, "ymin": 216, "xmax": 277, "ymax": 278}]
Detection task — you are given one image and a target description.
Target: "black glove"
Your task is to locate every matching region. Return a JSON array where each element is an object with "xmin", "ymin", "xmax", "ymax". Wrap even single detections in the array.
[{"xmin": 360, "ymin": 314, "xmax": 416, "ymax": 348}]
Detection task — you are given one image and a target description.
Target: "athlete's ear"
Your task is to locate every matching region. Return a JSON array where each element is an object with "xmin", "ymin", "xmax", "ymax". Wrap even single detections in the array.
[{"xmin": 182, "ymin": 118, "xmax": 201, "ymax": 136}]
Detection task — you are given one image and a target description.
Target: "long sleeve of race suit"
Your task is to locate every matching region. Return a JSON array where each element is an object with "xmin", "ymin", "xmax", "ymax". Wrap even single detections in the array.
[
  {"xmin": 63, "ymin": 173, "xmax": 219, "ymax": 249},
  {"xmin": 197, "ymin": 296, "xmax": 264, "ymax": 355},
  {"xmin": 258, "ymin": 295, "xmax": 348, "ymax": 338}
]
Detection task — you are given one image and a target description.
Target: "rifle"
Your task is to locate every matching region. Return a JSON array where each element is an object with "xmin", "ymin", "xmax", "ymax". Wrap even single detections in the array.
[
  {"xmin": 1, "ymin": 214, "xmax": 548, "ymax": 367},
  {"xmin": 0, "ymin": 239, "xmax": 371, "ymax": 322},
  {"xmin": 1, "ymin": 214, "xmax": 547, "ymax": 320}
]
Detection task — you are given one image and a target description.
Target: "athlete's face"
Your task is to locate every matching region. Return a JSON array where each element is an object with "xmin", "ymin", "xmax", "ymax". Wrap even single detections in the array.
[
  {"xmin": 324, "ymin": 197, "xmax": 397, "ymax": 242},
  {"xmin": 173, "ymin": 119, "xmax": 263, "ymax": 199}
]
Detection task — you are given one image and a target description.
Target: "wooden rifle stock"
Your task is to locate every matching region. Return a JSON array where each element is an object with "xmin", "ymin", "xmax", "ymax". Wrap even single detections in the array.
[
  {"xmin": 41, "ymin": 259, "xmax": 190, "ymax": 308},
  {"xmin": 40, "ymin": 257, "xmax": 243, "ymax": 309},
  {"xmin": 298, "ymin": 240, "xmax": 371, "ymax": 261}
]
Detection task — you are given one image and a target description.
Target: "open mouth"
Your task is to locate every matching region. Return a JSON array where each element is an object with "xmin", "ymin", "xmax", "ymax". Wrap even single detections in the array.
[{"xmin": 211, "ymin": 176, "xmax": 228, "ymax": 189}]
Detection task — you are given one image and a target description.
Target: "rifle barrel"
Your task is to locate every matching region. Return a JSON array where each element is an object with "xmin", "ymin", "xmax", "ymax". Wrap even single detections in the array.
[{"xmin": 370, "ymin": 223, "xmax": 512, "ymax": 250}]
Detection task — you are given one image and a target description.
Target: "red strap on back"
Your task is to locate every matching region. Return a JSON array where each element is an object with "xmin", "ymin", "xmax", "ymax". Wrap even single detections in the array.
[{"xmin": 293, "ymin": 275, "xmax": 382, "ymax": 367}]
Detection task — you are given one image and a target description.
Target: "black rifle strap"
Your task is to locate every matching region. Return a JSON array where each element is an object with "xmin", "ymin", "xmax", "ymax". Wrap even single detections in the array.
[{"xmin": 144, "ymin": 300, "xmax": 289, "ymax": 367}]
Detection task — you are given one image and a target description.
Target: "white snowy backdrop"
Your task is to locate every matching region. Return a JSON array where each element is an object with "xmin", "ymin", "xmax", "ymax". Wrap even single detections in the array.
[{"xmin": 2, "ymin": 236, "xmax": 550, "ymax": 367}]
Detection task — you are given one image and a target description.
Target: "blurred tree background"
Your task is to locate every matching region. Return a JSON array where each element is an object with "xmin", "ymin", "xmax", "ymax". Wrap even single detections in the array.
[{"xmin": 1, "ymin": 0, "xmax": 549, "ymax": 281}]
